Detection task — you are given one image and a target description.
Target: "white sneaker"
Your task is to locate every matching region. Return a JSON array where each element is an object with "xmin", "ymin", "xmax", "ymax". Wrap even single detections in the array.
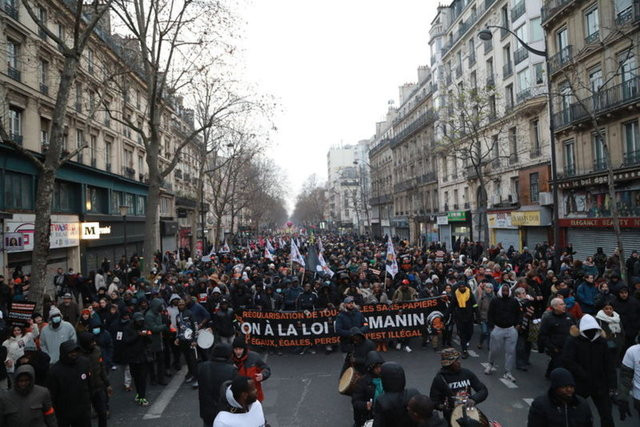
[
  {"xmin": 404, "ymin": 346, "xmax": 412, "ymax": 353},
  {"xmin": 503, "ymin": 372, "xmax": 516, "ymax": 382},
  {"xmin": 484, "ymin": 364, "xmax": 496, "ymax": 375},
  {"xmin": 396, "ymin": 343, "xmax": 402, "ymax": 350}
]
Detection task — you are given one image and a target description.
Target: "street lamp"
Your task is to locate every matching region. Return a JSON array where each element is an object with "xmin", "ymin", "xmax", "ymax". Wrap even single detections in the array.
[
  {"xmin": 119, "ymin": 205, "xmax": 129, "ymax": 266},
  {"xmin": 478, "ymin": 25, "xmax": 560, "ymax": 270}
]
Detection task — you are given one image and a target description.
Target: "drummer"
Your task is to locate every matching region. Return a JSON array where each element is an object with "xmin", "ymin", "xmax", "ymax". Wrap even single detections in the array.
[
  {"xmin": 176, "ymin": 298, "xmax": 199, "ymax": 389},
  {"xmin": 341, "ymin": 327, "xmax": 375, "ymax": 376},
  {"xmin": 429, "ymin": 348, "xmax": 488, "ymax": 423},
  {"xmin": 351, "ymin": 350, "xmax": 385, "ymax": 427}
]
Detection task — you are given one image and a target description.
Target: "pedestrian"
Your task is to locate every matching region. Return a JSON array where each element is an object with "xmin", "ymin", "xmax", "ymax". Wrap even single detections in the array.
[
  {"xmin": 615, "ymin": 335, "xmax": 640, "ymax": 420},
  {"xmin": 2, "ymin": 322, "xmax": 38, "ymax": 379},
  {"xmin": 514, "ymin": 287, "xmax": 535, "ymax": 371},
  {"xmin": 124, "ymin": 312, "xmax": 152, "ymax": 406},
  {"xmin": 175, "ymin": 298, "xmax": 199, "ymax": 388},
  {"xmin": 213, "ymin": 376, "xmax": 266, "ymax": 427},
  {"xmin": 198, "ymin": 343, "xmax": 237, "ymax": 427},
  {"xmin": 595, "ymin": 302, "xmax": 624, "ymax": 362},
  {"xmin": 231, "ymin": 336, "xmax": 270, "ymax": 402},
  {"xmin": 78, "ymin": 332, "xmax": 112, "ymax": 427},
  {"xmin": 612, "ymin": 286, "xmax": 640, "ymax": 351},
  {"xmin": 475, "ymin": 282, "xmax": 494, "ymax": 350},
  {"xmin": 58, "ymin": 293, "xmax": 80, "ymax": 325},
  {"xmin": 576, "ymin": 274, "xmax": 598, "ymax": 315},
  {"xmin": 212, "ymin": 298, "xmax": 237, "ymax": 345},
  {"xmin": 144, "ymin": 297, "xmax": 168, "ymax": 385},
  {"xmin": 46, "ymin": 340, "xmax": 92, "ymax": 427},
  {"xmin": 112, "ymin": 308, "xmax": 133, "ymax": 391},
  {"xmin": 372, "ymin": 361, "xmax": 419, "ymax": 427},
  {"xmin": 335, "ymin": 296, "xmax": 369, "ymax": 354},
  {"xmin": 561, "ymin": 314, "xmax": 616, "ymax": 427},
  {"xmin": 406, "ymin": 394, "xmax": 447, "ymax": 427},
  {"xmin": 538, "ymin": 298, "xmax": 574, "ymax": 377},
  {"xmin": 527, "ymin": 367, "xmax": 593, "ymax": 427},
  {"xmin": 0, "ymin": 364, "xmax": 57, "ymax": 427},
  {"xmin": 351, "ymin": 350, "xmax": 384, "ymax": 426},
  {"xmin": 40, "ymin": 307, "xmax": 77, "ymax": 364},
  {"xmin": 15, "ymin": 340, "xmax": 50, "ymax": 387},
  {"xmin": 451, "ymin": 282, "xmax": 477, "ymax": 358},
  {"xmin": 484, "ymin": 283, "xmax": 520, "ymax": 382}
]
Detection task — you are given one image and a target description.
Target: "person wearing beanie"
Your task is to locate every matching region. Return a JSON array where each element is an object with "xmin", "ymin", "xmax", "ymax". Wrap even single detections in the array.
[
  {"xmin": 198, "ymin": 343, "xmax": 237, "ymax": 426},
  {"xmin": 231, "ymin": 335, "xmax": 270, "ymax": 402},
  {"xmin": 39, "ymin": 306, "xmax": 77, "ymax": 364},
  {"xmin": 527, "ymin": 368, "xmax": 593, "ymax": 426},
  {"xmin": 15, "ymin": 339, "xmax": 50, "ymax": 387},
  {"xmin": 561, "ymin": 314, "xmax": 616, "ymax": 427}
]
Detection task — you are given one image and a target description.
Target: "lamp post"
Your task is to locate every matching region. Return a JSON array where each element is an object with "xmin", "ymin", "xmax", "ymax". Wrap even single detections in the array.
[
  {"xmin": 119, "ymin": 205, "xmax": 129, "ymax": 266},
  {"xmin": 478, "ymin": 26, "xmax": 560, "ymax": 270}
]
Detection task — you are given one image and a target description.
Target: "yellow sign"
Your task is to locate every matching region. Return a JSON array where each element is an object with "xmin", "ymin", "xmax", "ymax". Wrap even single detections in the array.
[{"xmin": 510, "ymin": 211, "xmax": 541, "ymax": 226}]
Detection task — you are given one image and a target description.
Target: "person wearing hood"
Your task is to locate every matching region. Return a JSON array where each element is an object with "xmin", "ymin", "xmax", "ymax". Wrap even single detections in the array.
[
  {"xmin": 2, "ymin": 322, "xmax": 38, "ymax": 376},
  {"xmin": 451, "ymin": 282, "xmax": 477, "ymax": 359},
  {"xmin": 595, "ymin": 302, "xmax": 624, "ymax": 362},
  {"xmin": 429, "ymin": 348, "xmax": 488, "ymax": 423},
  {"xmin": 198, "ymin": 343, "xmax": 237, "ymax": 427},
  {"xmin": 527, "ymin": 367, "xmax": 593, "ymax": 427},
  {"xmin": 88, "ymin": 315, "xmax": 113, "ymax": 370},
  {"xmin": 112, "ymin": 308, "xmax": 133, "ymax": 391},
  {"xmin": 485, "ymin": 283, "xmax": 520, "ymax": 383},
  {"xmin": 561, "ymin": 314, "xmax": 616, "ymax": 427},
  {"xmin": 40, "ymin": 307, "xmax": 77, "ymax": 364},
  {"xmin": 345, "ymin": 327, "xmax": 376, "ymax": 376},
  {"xmin": 0, "ymin": 364, "xmax": 57, "ymax": 427},
  {"xmin": 78, "ymin": 332, "xmax": 111, "ymax": 427},
  {"xmin": 166, "ymin": 293, "xmax": 181, "ymax": 372},
  {"xmin": 46, "ymin": 340, "xmax": 92, "ymax": 426},
  {"xmin": 351, "ymin": 350, "xmax": 384, "ymax": 426},
  {"xmin": 213, "ymin": 376, "xmax": 266, "ymax": 427},
  {"xmin": 612, "ymin": 286, "xmax": 640, "ymax": 350},
  {"xmin": 231, "ymin": 336, "xmax": 270, "ymax": 402},
  {"xmin": 123, "ymin": 312, "xmax": 152, "ymax": 406},
  {"xmin": 336, "ymin": 296, "xmax": 369, "ymax": 353},
  {"xmin": 144, "ymin": 297, "xmax": 169, "ymax": 385},
  {"xmin": 372, "ymin": 361, "xmax": 419, "ymax": 427}
]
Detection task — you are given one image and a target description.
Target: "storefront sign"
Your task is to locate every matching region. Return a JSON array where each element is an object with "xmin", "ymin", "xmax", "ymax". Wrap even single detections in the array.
[
  {"xmin": 558, "ymin": 168, "xmax": 640, "ymax": 189},
  {"xmin": 558, "ymin": 217, "xmax": 640, "ymax": 228},
  {"xmin": 3, "ymin": 232, "xmax": 24, "ymax": 252},
  {"xmin": 447, "ymin": 211, "xmax": 467, "ymax": 222},
  {"xmin": 5, "ymin": 214, "xmax": 79, "ymax": 252},
  {"xmin": 80, "ymin": 222, "xmax": 112, "ymax": 240},
  {"xmin": 436, "ymin": 216, "xmax": 449, "ymax": 225},
  {"xmin": 237, "ymin": 297, "xmax": 445, "ymax": 347},
  {"xmin": 511, "ymin": 211, "xmax": 542, "ymax": 226},
  {"xmin": 487, "ymin": 212, "xmax": 516, "ymax": 229}
]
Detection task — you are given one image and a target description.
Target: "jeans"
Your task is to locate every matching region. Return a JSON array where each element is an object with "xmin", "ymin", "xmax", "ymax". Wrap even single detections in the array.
[
  {"xmin": 488, "ymin": 326, "xmax": 517, "ymax": 372},
  {"xmin": 90, "ymin": 389, "xmax": 109, "ymax": 427},
  {"xmin": 130, "ymin": 362, "xmax": 148, "ymax": 399},
  {"xmin": 516, "ymin": 335, "xmax": 531, "ymax": 369}
]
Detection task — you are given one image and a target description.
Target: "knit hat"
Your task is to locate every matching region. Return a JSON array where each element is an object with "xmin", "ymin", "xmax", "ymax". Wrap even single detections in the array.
[
  {"xmin": 550, "ymin": 368, "xmax": 575, "ymax": 388},
  {"xmin": 48, "ymin": 307, "xmax": 61, "ymax": 320},
  {"xmin": 232, "ymin": 335, "xmax": 247, "ymax": 350},
  {"xmin": 440, "ymin": 348, "xmax": 460, "ymax": 366},
  {"xmin": 24, "ymin": 341, "xmax": 37, "ymax": 352}
]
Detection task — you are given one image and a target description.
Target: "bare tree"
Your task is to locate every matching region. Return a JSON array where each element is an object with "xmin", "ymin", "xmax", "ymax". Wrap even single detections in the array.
[
  {"xmin": 0, "ymin": 0, "xmax": 113, "ymax": 309},
  {"xmin": 292, "ymin": 174, "xmax": 327, "ymax": 227}
]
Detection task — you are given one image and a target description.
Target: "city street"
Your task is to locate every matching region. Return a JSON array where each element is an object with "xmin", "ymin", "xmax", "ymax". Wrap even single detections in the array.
[{"xmin": 106, "ymin": 333, "xmax": 637, "ymax": 427}]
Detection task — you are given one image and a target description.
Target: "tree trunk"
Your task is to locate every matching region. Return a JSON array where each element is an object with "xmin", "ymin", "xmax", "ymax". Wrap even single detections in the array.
[
  {"xmin": 143, "ymin": 166, "xmax": 161, "ymax": 275},
  {"xmin": 605, "ymin": 148, "xmax": 626, "ymax": 280},
  {"xmin": 214, "ymin": 215, "xmax": 223, "ymax": 247},
  {"xmin": 477, "ymin": 180, "xmax": 489, "ymax": 254}
]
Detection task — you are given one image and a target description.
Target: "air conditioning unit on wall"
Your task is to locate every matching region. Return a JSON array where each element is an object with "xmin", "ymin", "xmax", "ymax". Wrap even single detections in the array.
[{"xmin": 539, "ymin": 192, "xmax": 553, "ymax": 205}]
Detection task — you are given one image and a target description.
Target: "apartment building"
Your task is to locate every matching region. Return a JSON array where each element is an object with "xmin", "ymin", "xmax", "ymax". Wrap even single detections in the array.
[
  {"xmin": 543, "ymin": 0, "xmax": 640, "ymax": 259},
  {"xmin": 429, "ymin": 0, "xmax": 553, "ymax": 250},
  {"xmin": 0, "ymin": 0, "xmax": 204, "ymax": 276},
  {"xmin": 368, "ymin": 106, "xmax": 396, "ymax": 238}
]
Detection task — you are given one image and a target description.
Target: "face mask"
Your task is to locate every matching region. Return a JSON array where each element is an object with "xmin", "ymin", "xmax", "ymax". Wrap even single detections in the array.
[
  {"xmin": 92, "ymin": 327, "xmax": 101, "ymax": 335},
  {"xmin": 51, "ymin": 316, "xmax": 62, "ymax": 324}
]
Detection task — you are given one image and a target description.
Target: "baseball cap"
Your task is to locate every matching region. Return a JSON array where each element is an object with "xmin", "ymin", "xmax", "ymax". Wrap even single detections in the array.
[
  {"xmin": 344, "ymin": 296, "xmax": 355, "ymax": 304},
  {"xmin": 440, "ymin": 348, "xmax": 460, "ymax": 366},
  {"xmin": 63, "ymin": 293, "xmax": 72, "ymax": 299}
]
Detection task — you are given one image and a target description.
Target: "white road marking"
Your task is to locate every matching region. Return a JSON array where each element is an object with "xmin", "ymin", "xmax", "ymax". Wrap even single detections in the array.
[
  {"xmin": 467, "ymin": 350, "xmax": 479, "ymax": 358},
  {"xmin": 142, "ymin": 368, "xmax": 188, "ymax": 419},
  {"xmin": 499, "ymin": 378, "xmax": 518, "ymax": 389},
  {"xmin": 523, "ymin": 398, "xmax": 534, "ymax": 406},
  {"xmin": 291, "ymin": 377, "xmax": 312, "ymax": 424},
  {"xmin": 453, "ymin": 337, "xmax": 460, "ymax": 345},
  {"xmin": 480, "ymin": 362, "xmax": 491, "ymax": 370}
]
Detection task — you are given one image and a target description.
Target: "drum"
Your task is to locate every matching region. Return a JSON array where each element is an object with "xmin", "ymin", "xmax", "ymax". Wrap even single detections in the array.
[
  {"xmin": 196, "ymin": 329, "xmax": 215, "ymax": 349},
  {"xmin": 450, "ymin": 404, "xmax": 488, "ymax": 427},
  {"xmin": 338, "ymin": 367, "xmax": 360, "ymax": 395}
]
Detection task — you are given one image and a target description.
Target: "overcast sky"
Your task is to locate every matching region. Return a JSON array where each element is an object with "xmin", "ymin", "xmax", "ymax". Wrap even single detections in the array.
[{"xmin": 239, "ymin": 1, "xmax": 438, "ymax": 209}]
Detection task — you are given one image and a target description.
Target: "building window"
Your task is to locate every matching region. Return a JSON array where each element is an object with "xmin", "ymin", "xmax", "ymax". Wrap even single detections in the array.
[
  {"xmin": 54, "ymin": 181, "xmax": 73, "ymax": 212},
  {"xmin": 556, "ymin": 28, "xmax": 568, "ymax": 52},
  {"xmin": 76, "ymin": 130, "xmax": 84, "ymax": 162},
  {"xmin": 87, "ymin": 48, "xmax": 94, "ymax": 73},
  {"xmin": 40, "ymin": 118, "xmax": 49, "ymax": 149},
  {"xmin": 111, "ymin": 190, "xmax": 122, "ymax": 213},
  {"xmin": 530, "ymin": 17, "xmax": 543, "ymax": 42},
  {"xmin": 36, "ymin": 6, "xmax": 47, "ymax": 38},
  {"xmin": 138, "ymin": 155, "xmax": 144, "ymax": 174},
  {"xmin": 7, "ymin": 39, "xmax": 20, "ymax": 81},
  {"xmin": 584, "ymin": 7, "xmax": 599, "ymax": 42},
  {"xmin": 529, "ymin": 172, "xmax": 539, "ymax": 202},
  {"xmin": 505, "ymin": 84, "xmax": 514, "ymax": 108},
  {"xmin": 4, "ymin": 172, "xmax": 33, "ymax": 210},
  {"xmin": 509, "ymin": 127, "xmax": 517, "ymax": 161},
  {"xmin": 531, "ymin": 119, "xmax": 541, "ymax": 155},
  {"xmin": 623, "ymin": 120, "xmax": 640, "ymax": 164},
  {"xmin": 105, "ymin": 141, "xmax": 112, "ymax": 171},
  {"xmin": 564, "ymin": 139, "xmax": 576, "ymax": 175},
  {"xmin": 517, "ymin": 68, "xmax": 529, "ymax": 93},
  {"xmin": 39, "ymin": 59, "xmax": 48, "ymax": 93},
  {"xmin": 534, "ymin": 63, "xmax": 544, "ymax": 84},
  {"xmin": 124, "ymin": 148, "xmax": 133, "ymax": 168},
  {"xmin": 588, "ymin": 67, "xmax": 602, "ymax": 92},
  {"xmin": 8, "ymin": 107, "xmax": 22, "ymax": 143},
  {"xmin": 90, "ymin": 135, "xmax": 97, "ymax": 165},
  {"xmin": 75, "ymin": 83, "xmax": 82, "ymax": 112},
  {"xmin": 85, "ymin": 186, "xmax": 104, "ymax": 213},
  {"xmin": 593, "ymin": 131, "xmax": 607, "ymax": 170},
  {"xmin": 136, "ymin": 195, "xmax": 145, "ymax": 216},
  {"xmin": 160, "ymin": 197, "xmax": 170, "ymax": 215}
]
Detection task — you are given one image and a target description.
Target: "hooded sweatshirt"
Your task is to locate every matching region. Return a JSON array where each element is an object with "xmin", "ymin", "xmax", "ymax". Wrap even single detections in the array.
[
  {"xmin": 487, "ymin": 284, "xmax": 522, "ymax": 328},
  {"xmin": 213, "ymin": 384, "xmax": 266, "ymax": 427},
  {"xmin": 373, "ymin": 362, "xmax": 419, "ymax": 427},
  {"xmin": 40, "ymin": 307, "xmax": 77, "ymax": 363},
  {"xmin": 46, "ymin": 340, "xmax": 92, "ymax": 420},
  {"xmin": 0, "ymin": 364, "xmax": 57, "ymax": 427}
]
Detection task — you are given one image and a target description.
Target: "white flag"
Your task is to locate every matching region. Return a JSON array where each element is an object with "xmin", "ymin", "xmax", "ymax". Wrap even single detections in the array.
[
  {"xmin": 279, "ymin": 237, "xmax": 286, "ymax": 248},
  {"xmin": 247, "ymin": 245, "xmax": 253, "ymax": 258},
  {"xmin": 318, "ymin": 251, "xmax": 334, "ymax": 278},
  {"xmin": 385, "ymin": 236, "xmax": 398, "ymax": 278},
  {"xmin": 290, "ymin": 239, "xmax": 306, "ymax": 267},
  {"xmin": 220, "ymin": 239, "xmax": 230, "ymax": 253},
  {"xmin": 317, "ymin": 236, "xmax": 324, "ymax": 253},
  {"xmin": 264, "ymin": 247, "xmax": 274, "ymax": 261},
  {"xmin": 266, "ymin": 239, "xmax": 275, "ymax": 253}
]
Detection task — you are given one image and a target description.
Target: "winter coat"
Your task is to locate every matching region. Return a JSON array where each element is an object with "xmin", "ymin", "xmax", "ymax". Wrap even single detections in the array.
[
  {"xmin": 78, "ymin": 333, "xmax": 110, "ymax": 393},
  {"xmin": 39, "ymin": 322, "xmax": 77, "ymax": 364},
  {"xmin": 112, "ymin": 318, "xmax": 130, "ymax": 365},
  {"xmin": 198, "ymin": 344, "xmax": 237, "ymax": 424},
  {"xmin": 576, "ymin": 282, "xmax": 598, "ymax": 315},
  {"xmin": 612, "ymin": 295, "xmax": 640, "ymax": 340},
  {"xmin": 488, "ymin": 293, "xmax": 522, "ymax": 328},
  {"xmin": 121, "ymin": 323, "xmax": 152, "ymax": 365},
  {"xmin": 212, "ymin": 307, "xmax": 236, "ymax": 338},
  {"xmin": 58, "ymin": 302, "xmax": 80, "ymax": 326},
  {"xmin": 144, "ymin": 298, "xmax": 168, "ymax": 352},
  {"xmin": 429, "ymin": 367, "xmax": 488, "ymax": 414},
  {"xmin": 296, "ymin": 291, "xmax": 318, "ymax": 310},
  {"xmin": 3, "ymin": 330, "xmax": 37, "ymax": 374},
  {"xmin": 0, "ymin": 365, "xmax": 57, "ymax": 427},
  {"xmin": 538, "ymin": 311, "xmax": 574, "ymax": 354},
  {"xmin": 335, "ymin": 306, "xmax": 369, "ymax": 352},
  {"xmin": 527, "ymin": 389, "xmax": 593, "ymax": 427},
  {"xmin": 233, "ymin": 350, "xmax": 270, "ymax": 402},
  {"xmin": 351, "ymin": 351, "xmax": 384, "ymax": 426},
  {"xmin": 46, "ymin": 340, "xmax": 92, "ymax": 421},
  {"xmin": 14, "ymin": 350, "xmax": 50, "ymax": 387},
  {"xmin": 372, "ymin": 362, "xmax": 419, "ymax": 427},
  {"xmin": 561, "ymin": 316, "xmax": 616, "ymax": 397}
]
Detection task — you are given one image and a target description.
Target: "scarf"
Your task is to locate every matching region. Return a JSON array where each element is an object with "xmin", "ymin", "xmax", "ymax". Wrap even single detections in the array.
[
  {"xmin": 595, "ymin": 310, "xmax": 621, "ymax": 334},
  {"xmin": 455, "ymin": 288, "xmax": 470, "ymax": 308},
  {"xmin": 372, "ymin": 377, "xmax": 384, "ymax": 402}
]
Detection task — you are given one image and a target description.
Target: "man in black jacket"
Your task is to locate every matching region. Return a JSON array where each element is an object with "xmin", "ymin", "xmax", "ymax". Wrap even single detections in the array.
[
  {"xmin": 538, "ymin": 298, "xmax": 574, "ymax": 377},
  {"xmin": 198, "ymin": 343, "xmax": 237, "ymax": 427},
  {"xmin": 527, "ymin": 367, "xmax": 593, "ymax": 427},
  {"xmin": 47, "ymin": 340, "xmax": 92, "ymax": 427},
  {"xmin": 485, "ymin": 284, "xmax": 521, "ymax": 382},
  {"xmin": 613, "ymin": 286, "xmax": 640, "ymax": 350},
  {"xmin": 351, "ymin": 350, "xmax": 384, "ymax": 426},
  {"xmin": 78, "ymin": 332, "xmax": 112, "ymax": 427},
  {"xmin": 175, "ymin": 298, "xmax": 198, "ymax": 388},
  {"xmin": 561, "ymin": 314, "xmax": 616, "ymax": 427},
  {"xmin": 372, "ymin": 362, "xmax": 419, "ymax": 427},
  {"xmin": 429, "ymin": 348, "xmax": 488, "ymax": 424}
]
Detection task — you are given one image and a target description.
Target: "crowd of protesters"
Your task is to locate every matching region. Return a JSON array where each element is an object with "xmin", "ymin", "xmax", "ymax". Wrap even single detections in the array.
[{"xmin": 0, "ymin": 233, "xmax": 638, "ymax": 426}]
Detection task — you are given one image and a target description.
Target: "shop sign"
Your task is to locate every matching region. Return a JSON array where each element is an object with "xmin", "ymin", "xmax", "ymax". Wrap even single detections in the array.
[
  {"xmin": 5, "ymin": 214, "xmax": 79, "ymax": 252},
  {"xmin": 3, "ymin": 233, "xmax": 24, "ymax": 252},
  {"xmin": 447, "ymin": 211, "xmax": 467, "ymax": 222},
  {"xmin": 436, "ymin": 216, "xmax": 449, "ymax": 225},
  {"xmin": 558, "ymin": 169, "xmax": 640, "ymax": 189},
  {"xmin": 80, "ymin": 222, "xmax": 112, "ymax": 240},
  {"xmin": 558, "ymin": 217, "xmax": 640, "ymax": 228},
  {"xmin": 487, "ymin": 212, "xmax": 515, "ymax": 229},
  {"xmin": 511, "ymin": 211, "xmax": 541, "ymax": 226}
]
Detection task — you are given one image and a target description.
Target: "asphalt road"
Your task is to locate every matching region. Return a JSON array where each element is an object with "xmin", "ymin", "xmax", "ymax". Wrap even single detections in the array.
[{"xmin": 104, "ymin": 334, "xmax": 638, "ymax": 427}]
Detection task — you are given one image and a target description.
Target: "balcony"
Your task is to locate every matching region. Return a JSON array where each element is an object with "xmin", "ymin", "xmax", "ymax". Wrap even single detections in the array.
[
  {"xmin": 503, "ymin": 62, "xmax": 513, "ymax": 78},
  {"xmin": 465, "ymin": 166, "xmax": 479, "ymax": 179},
  {"xmin": 585, "ymin": 30, "xmax": 599, "ymax": 45},
  {"xmin": 549, "ymin": 46, "xmax": 573, "ymax": 74},
  {"xmin": 464, "ymin": 202, "xmax": 470, "ymax": 209},
  {"xmin": 38, "ymin": 28, "xmax": 47, "ymax": 40},
  {"xmin": 106, "ymin": 162, "xmax": 111, "ymax": 173},
  {"xmin": 3, "ymin": 2, "xmax": 18, "ymax": 20},
  {"xmin": 511, "ymin": 0, "xmax": 526, "ymax": 21},
  {"xmin": 486, "ymin": 75, "xmax": 495, "ymax": 87},
  {"xmin": 40, "ymin": 83, "xmax": 48, "ymax": 95},
  {"xmin": 616, "ymin": 2, "xmax": 640, "ymax": 26},
  {"xmin": 514, "ymin": 46, "xmax": 528, "ymax": 65},
  {"xmin": 175, "ymin": 169, "xmax": 183, "ymax": 179},
  {"xmin": 7, "ymin": 66, "xmax": 20, "ymax": 81},
  {"xmin": 553, "ymin": 75, "xmax": 639, "ymax": 130},
  {"xmin": 530, "ymin": 147, "xmax": 542, "ymax": 158},
  {"xmin": 75, "ymin": 102, "xmax": 82, "ymax": 113},
  {"xmin": 468, "ymin": 52, "xmax": 476, "ymax": 67},
  {"xmin": 562, "ymin": 165, "xmax": 576, "ymax": 177},
  {"xmin": 593, "ymin": 158, "xmax": 607, "ymax": 171},
  {"xmin": 509, "ymin": 153, "xmax": 519, "ymax": 165},
  {"xmin": 541, "ymin": 0, "xmax": 575, "ymax": 24},
  {"xmin": 122, "ymin": 166, "xmax": 135, "ymax": 179},
  {"xmin": 516, "ymin": 88, "xmax": 532, "ymax": 104},
  {"xmin": 624, "ymin": 150, "xmax": 640, "ymax": 166},
  {"xmin": 9, "ymin": 133, "xmax": 22, "ymax": 146},
  {"xmin": 453, "ymin": 204, "xmax": 460, "ymax": 210},
  {"xmin": 390, "ymin": 110, "xmax": 438, "ymax": 147}
]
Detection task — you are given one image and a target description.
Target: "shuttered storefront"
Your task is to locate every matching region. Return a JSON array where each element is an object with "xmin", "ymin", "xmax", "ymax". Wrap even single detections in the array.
[
  {"xmin": 524, "ymin": 227, "xmax": 549, "ymax": 248},
  {"xmin": 567, "ymin": 228, "xmax": 640, "ymax": 260},
  {"xmin": 495, "ymin": 229, "xmax": 520, "ymax": 251}
]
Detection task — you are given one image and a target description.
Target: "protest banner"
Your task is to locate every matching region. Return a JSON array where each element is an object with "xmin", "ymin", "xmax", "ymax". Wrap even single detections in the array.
[
  {"xmin": 236, "ymin": 296, "xmax": 445, "ymax": 348},
  {"xmin": 8, "ymin": 301, "xmax": 37, "ymax": 326}
]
